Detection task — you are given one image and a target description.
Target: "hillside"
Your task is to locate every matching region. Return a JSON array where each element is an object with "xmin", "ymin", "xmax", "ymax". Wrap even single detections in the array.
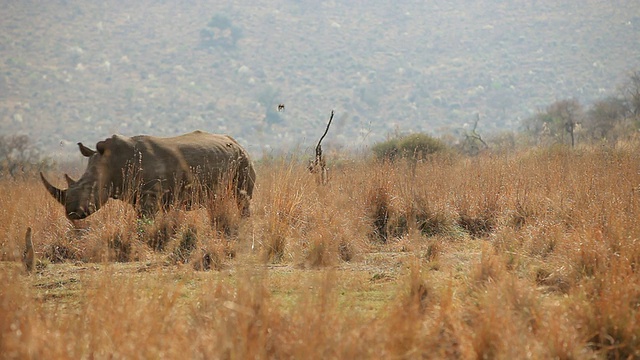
[{"xmin": 2, "ymin": 0, "xmax": 639, "ymax": 158}]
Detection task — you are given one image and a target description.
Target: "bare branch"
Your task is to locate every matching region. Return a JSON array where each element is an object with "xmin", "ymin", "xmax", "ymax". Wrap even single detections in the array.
[
  {"xmin": 315, "ymin": 110, "xmax": 334, "ymax": 161},
  {"xmin": 469, "ymin": 114, "xmax": 489, "ymax": 149},
  {"xmin": 309, "ymin": 110, "xmax": 334, "ymax": 185}
]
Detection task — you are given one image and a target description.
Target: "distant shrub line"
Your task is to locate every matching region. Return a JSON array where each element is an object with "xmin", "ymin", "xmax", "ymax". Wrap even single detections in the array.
[{"xmin": 372, "ymin": 133, "xmax": 448, "ymax": 161}]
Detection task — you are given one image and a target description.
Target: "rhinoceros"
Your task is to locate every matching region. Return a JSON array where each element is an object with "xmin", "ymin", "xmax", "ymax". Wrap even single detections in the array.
[{"xmin": 41, "ymin": 131, "xmax": 256, "ymax": 220}]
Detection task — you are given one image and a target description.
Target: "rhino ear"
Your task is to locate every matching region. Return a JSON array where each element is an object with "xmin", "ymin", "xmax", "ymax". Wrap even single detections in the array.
[
  {"xmin": 78, "ymin": 142, "xmax": 96, "ymax": 157},
  {"xmin": 96, "ymin": 138, "xmax": 113, "ymax": 155}
]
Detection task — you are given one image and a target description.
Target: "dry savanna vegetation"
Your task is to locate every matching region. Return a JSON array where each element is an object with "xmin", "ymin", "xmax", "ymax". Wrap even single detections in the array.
[{"xmin": 2, "ymin": 144, "xmax": 640, "ymax": 359}]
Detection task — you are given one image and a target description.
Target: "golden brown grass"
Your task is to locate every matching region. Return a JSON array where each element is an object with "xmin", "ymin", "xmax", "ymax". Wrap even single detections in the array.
[{"xmin": 2, "ymin": 144, "xmax": 640, "ymax": 358}]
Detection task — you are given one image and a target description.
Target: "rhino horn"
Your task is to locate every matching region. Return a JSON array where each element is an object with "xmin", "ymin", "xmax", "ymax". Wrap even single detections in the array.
[
  {"xmin": 64, "ymin": 173, "xmax": 77, "ymax": 186},
  {"xmin": 40, "ymin": 172, "xmax": 66, "ymax": 205},
  {"xmin": 78, "ymin": 142, "xmax": 96, "ymax": 157}
]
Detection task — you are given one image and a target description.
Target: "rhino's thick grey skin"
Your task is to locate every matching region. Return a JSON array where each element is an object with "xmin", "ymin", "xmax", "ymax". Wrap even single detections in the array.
[{"xmin": 41, "ymin": 131, "xmax": 256, "ymax": 220}]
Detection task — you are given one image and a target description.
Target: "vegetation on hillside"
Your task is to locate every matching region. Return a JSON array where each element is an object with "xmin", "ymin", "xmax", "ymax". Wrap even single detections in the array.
[{"xmin": 1, "ymin": 1, "xmax": 639, "ymax": 155}]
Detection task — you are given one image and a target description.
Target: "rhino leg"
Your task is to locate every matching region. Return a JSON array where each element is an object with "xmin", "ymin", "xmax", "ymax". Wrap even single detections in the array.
[
  {"xmin": 138, "ymin": 193, "xmax": 161, "ymax": 218},
  {"xmin": 238, "ymin": 190, "xmax": 251, "ymax": 218},
  {"xmin": 138, "ymin": 187, "xmax": 175, "ymax": 218}
]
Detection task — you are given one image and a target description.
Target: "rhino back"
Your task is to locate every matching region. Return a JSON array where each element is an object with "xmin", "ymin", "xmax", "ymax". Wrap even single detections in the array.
[{"xmin": 128, "ymin": 131, "xmax": 250, "ymax": 189}]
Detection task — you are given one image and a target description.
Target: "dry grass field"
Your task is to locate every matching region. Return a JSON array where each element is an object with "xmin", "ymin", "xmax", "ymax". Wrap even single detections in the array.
[{"xmin": 2, "ymin": 144, "xmax": 640, "ymax": 359}]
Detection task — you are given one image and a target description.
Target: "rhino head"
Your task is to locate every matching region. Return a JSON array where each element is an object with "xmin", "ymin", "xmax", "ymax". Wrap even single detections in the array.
[{"xmin": 41, "ymin": 140, "xmax": 114, "ymax": 220}]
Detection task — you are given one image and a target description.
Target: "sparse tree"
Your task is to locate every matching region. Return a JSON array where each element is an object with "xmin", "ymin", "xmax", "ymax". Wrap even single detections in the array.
[
  {"xmin": 548, "ymin": 99, "xmax": 582, "ymax": 147},
  {"xmin": 622, "ymin": 70, "xmax": 640, "ymax": 118},
  {"xmin": 522, "ymin": 99, "xmax": 583, "ymax": 147},
  {"xmin": 0, "ymin": 134, "xmax": 53, "ymax": 178},
  {"xmin": 584, "ymin": 96, "xmax": 628, "ymax": 142},
  {"xmin": 460, "ymin": 114, "xmax": 489, "ymax": 156}
]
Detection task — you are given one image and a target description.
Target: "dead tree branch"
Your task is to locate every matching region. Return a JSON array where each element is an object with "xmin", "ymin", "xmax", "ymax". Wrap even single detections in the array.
[
  {"xmin": 461, "ymin": 114, "xmax": 489, "ymax": 156},
  {"xmin": 309, "ymin": 110, "xmax": 334, "ymax": 184}
]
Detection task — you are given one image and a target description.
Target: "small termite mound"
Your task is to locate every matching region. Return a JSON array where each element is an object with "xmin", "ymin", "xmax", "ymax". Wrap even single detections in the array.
[{"xmin": 23, "ymin": 227, "xmax": 35, "ymax": 273}]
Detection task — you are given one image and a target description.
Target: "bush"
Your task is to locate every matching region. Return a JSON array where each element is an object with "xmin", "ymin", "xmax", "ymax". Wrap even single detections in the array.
[{"xmin": 372, "ymin": 133, "xmax": 447, "ymax": 161}]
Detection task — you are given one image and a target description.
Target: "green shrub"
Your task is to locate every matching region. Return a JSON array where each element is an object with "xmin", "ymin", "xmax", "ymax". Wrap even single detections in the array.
[{"xmin": 372, "ymin": 133, "xmax": 447, "ymax": 161}]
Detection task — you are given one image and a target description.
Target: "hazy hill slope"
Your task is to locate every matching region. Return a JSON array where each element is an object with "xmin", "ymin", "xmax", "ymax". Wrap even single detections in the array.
[{"xmin": 1, "ymin": 0, "xmax": 639, "ymax": 157}]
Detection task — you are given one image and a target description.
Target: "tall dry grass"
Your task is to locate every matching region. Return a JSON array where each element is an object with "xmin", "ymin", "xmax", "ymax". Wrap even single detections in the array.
[{"xmin": 2, "ymin": 144, "xmax": 640, "ymax": 358}]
